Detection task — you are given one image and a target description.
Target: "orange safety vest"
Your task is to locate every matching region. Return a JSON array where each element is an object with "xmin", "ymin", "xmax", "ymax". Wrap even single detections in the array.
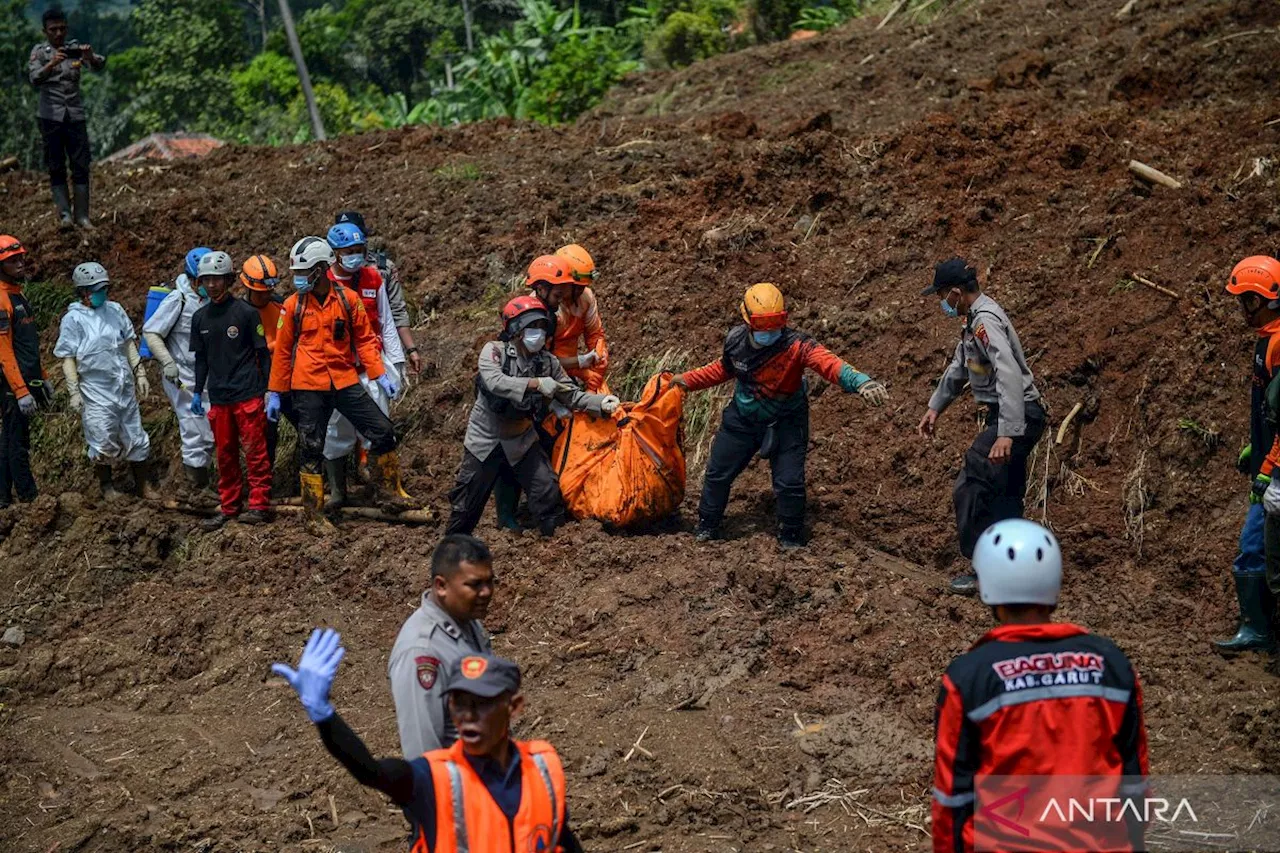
[{"xmin": 417, "ymin": 740, "xmax": 567, "ymax": 853}]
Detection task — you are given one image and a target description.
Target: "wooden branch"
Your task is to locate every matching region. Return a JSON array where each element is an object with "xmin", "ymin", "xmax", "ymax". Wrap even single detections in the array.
[
  {"xmin": 877, "ymin": 0, "xmax": 909, "ymax": 30},
  {"xmin": 1113, "ymin": 0, "xmax": 1137, "ymax": 19},
  {"xmin": 158, "ymin": 500, "xmax": 435, "ymax": 525},
  {"xmin": 1128, "ymin": 160, "xmax": 1182, "ymax": 189},
  {"xmin": 1055, "ymin": 402, "xmax": 1084, "ymax": 445},
  {"xmin": 1131, "ymin": 273, "xmax": 1181, "ymax": 299},
  {"xmin": 1203, "ymin": 29, "xmax": 1277, "ymax": 49},
  {"xmin": 0, "ymin": 156, "xmax": 18, "ymax": 172}
]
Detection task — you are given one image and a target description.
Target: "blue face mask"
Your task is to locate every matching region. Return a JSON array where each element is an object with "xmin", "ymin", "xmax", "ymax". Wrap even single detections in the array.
[
  {"xmin": 752, "ymin": 329, "xmax": 782, "ymax": 347},
  {"xmin": 197, "ymin": 285, "xmax": 209, "ymax": 299},
  {"xmin": 940, "ymin": 294, "xmax": 959, "ymax": 318},
  {"xmin": 339, "ymin": 254, "xmax": 364, "ymax": 273},
  {"xmin": 294, "ymin": 274, "xmax": 314, "ymax": 294},
  {"xmin": 89, "ymin": 289, "xmax": 108, "ymax": 309}
]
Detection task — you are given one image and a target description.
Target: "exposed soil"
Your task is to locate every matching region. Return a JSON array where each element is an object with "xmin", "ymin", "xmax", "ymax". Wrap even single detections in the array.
[{"xmin": 3, "ymin": 0, "xmax": 1280, "ymax": 850}]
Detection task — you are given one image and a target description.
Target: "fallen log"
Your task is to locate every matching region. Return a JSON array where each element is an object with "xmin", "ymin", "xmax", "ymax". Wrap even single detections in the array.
[
  {"xmin": 1128, "ymin": 160, "xmax": 1183, "ymax": 190},
  {"xmin": 158, "ymin": 499, "xmax": 435, "ymax": 525}
]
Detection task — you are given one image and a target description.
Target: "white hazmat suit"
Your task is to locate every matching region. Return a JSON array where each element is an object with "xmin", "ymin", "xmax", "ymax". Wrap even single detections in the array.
[{"xmin": 142, "ymin": 274, "xmax": 213, "ymax": 468}]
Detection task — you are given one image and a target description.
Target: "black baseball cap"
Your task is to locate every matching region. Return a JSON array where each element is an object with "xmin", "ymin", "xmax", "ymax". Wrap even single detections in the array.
[
  {"xmin": 335, "ymin": 211, "xmax": 368, "ymax": 237},
  {"xmin": 922, "ymin": 257, "xmax": 978, "ymax": 295},
  {"xmin": 444, "ymin": 654, "xmax": 522, "ymax": 698}
]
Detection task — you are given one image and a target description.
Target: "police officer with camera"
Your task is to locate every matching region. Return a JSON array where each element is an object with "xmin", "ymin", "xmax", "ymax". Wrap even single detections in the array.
[{"xmin": 27, "ymin": 8, "xmax": 105, "ymax": 230}]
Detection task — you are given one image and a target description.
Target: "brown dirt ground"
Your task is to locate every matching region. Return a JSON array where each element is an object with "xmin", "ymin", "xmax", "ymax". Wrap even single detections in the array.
[{"xmin": 3, "ymin": 0, "xmax": 1280, "ymax": 849}]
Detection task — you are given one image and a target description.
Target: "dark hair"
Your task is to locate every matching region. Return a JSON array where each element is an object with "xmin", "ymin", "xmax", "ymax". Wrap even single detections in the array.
[
  {"xmin": 431, "ymin": 534, "xmax": 491, "ymax": 579},
  {"xmin": 43, "ymin": 8, "xmax": 67, "ymax": 26}
]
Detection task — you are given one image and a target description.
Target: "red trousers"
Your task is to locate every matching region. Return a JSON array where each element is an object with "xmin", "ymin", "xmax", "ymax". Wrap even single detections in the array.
[{"xmin": 209, "ymin": 397, "xmax": 272, "ymax": 516}]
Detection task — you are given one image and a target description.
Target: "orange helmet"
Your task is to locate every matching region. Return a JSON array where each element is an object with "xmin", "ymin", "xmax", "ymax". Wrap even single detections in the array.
[
  {"xmin": 555, "ymin": 244, "xmax": 596, "ymax": 285},
  {"xmin": 525, "ymin": 255, "xmax": 576, "ymax": 288},
  {"xmin": 1227, "ymin": 255, "xmax": 1280, "ymax": 306},
  {"xmin": 501, "ymin": 294, "xmax": 550, "ymax": 339},
  {"xmin": 740, "ymin": 282, "xmax": 787, "ymax": 330},
  {"xmin": 0, "ymin": 235, "xmax": 26, "ymax": 264},
  {"xmin": 239, "ymin": 254, "xmax": 280, "ymax": 292}
]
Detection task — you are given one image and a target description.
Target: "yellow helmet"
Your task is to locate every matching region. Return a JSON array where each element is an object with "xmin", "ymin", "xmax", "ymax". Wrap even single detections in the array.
[
  {"xmin": 555, "ymin": 243, "xmax": 596, "ymax": 285},
  {"xmin": 740, "ymin": 282, "xmax": 787, "ymax": 330}
]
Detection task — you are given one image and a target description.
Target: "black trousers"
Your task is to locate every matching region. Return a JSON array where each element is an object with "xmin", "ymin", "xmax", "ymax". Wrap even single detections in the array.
[
  {"xmin": 446, "ymin": 445, "xmax": 563, "ymax": 536},
  {"xmin": 954, "ymin": 400, "xmax": 1047, "ymax": 559},
  {"xmin": 0, "ymin": 394, "xmax": 36, "ymax": 504},
  {"xmin": 698, "ymin": 400, "xmax": 808, "ymax": 535},
  {"xmin": 39, "ymin": 118, "xmax": 91, "ymax": 186},
  {"xmin": 493, "ymin": 423, "xmax": 557, "ymax": 524},
  {"xmin": 294, "ymin": 385, "xmax": 395, "ymax": 475},
  {"xmin": 265, "ymin": 392, "xmax": 298, "ymax": 466}
]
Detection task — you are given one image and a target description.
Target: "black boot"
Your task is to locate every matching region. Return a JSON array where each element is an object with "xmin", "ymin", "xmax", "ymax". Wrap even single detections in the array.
[
  {"xmin": 694, "ymin": 517, "xmax": 721, "ymax": 542},
  {"xmin": 52, "ymin": 184, "xmax": 72, "ymax": 229},
  {"xmin": 1213, "ymin": 574, "xmax": 1277, "ymax": 656},
  {"xmin": 777, "ymin": 521, "xmax": 805, "ymax": 550},
  {"xmin": 949, "ymin": 573, "xmax": 979, "ymax": 596},
  {"xmin": 95, "ymin": 464, "xmax": 120, "ymax": 500},
  {"xmin": 324, "ymin": 459, "xmax": 347, "ymax": 510},
  {"xmin": 73, "ymin": 183, "xmax": 93, "ymax": 229},
  {"xmin": 493, "ymin": 477, "xmax": 521, "ymax": 531}
]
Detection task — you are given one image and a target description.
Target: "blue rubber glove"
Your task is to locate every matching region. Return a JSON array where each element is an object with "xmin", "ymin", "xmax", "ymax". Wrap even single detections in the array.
[
  {"xmin": 189, "ymin": 393, "xmax": 205, "ymax": 417},
  {"xmin": 265, "ymin": 391, "xmax": 281, "ymax": 423},
  {"xmin": 271, "ymin": 627, "xmax": 344, "ymax": 724},
  {"xmin": 377, "ymin": 373, "xmax": 398, "ymax": 400},
  {"xmin": 838, "ymin": 364, "xmax": 871, "ymax": 393}
]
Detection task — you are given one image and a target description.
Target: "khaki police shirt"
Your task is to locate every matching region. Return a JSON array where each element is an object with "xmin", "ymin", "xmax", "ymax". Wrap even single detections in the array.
[
  {"xmin": 928, "ymin": 293, "xmax": 1041, "ymax": 437},
  {"xmin": 27, "ymin": 42, "xmax": 103, "ymax": 122},
  {"xmin": 464, "ymin": 340, "xmax": 607, "ymax": 464},
  {"xmin": 388, "ymin": 594, "xmax": 491, "ymax": 760}
]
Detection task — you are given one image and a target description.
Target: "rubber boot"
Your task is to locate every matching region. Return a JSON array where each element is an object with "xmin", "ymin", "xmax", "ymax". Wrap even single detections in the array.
[
  {"xmin": 184, "ymin": 464, "xmax": 218, "ymax": 508},
  {"xmin": 73, "ymin": 183, "xmax": 93, "ymax": 230},
  {"xmin": 300, "ymin": 471, "xmax": 335, "ymax": 534},
  {"xmin": 324, "ymin": 459, "xmax": 348, "ymax": 511},
  {"xmin": 493, "ymin": 477, "xmax": 521, "ymax": 531},
  {"xmin": 373, "ymin": 451, "xmax": 414, "ymax": 510},
  {"xmin": 694, "ymin": 515, "xmax": 721, "ymax": 542},
  {"xmin": 778, "ymin": 522, "xmax": 805, "ymax": 550},
  {"xmin": 1213, "ymin": 574, "xmax": 1277, "ymax": 656},
  {"xmin": 131, "ymin": 460, "xmax": 160, "ymax": 500},
  {"xmin": 95, "ymin": 464, "xmax": 121, "ymax": 500},
  {"xmin": 52, "ymin": 184, "xmax": 73, "ymax": 230},
  {"xmin": 949, "ymin": 574, "xmax": 979, "ymax": 596}
]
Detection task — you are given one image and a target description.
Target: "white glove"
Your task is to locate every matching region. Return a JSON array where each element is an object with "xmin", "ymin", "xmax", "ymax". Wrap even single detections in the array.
[
  {"xmin": 161, "ymin": 361, "xmax": 180, "ymax": 383},
  {"xmin": 69, "ymin": 389, "xmax": 82, "ymax": 413},
  {"xmin": 535, "ymin": 377, "xmax": 575, "ymax": 399},
  {"xmin": 135, "ymin": 368, "xmax": 151, "ymax": 399},
  {"xmin": 600, "ymin": 395, "xmax": 620, "ymax": 415},
  {"xmin": 578, "ymin": 351, "xmax": 600, "ymax": 369},
  {"xmin": 17, "ymin": 394, "xmax": 37, "ymax": 416},
  {"xmin": 1264, "ymin": 476, "xmax": 1280, "ymax": 516},
  {"xmin": 858, "ymin": 380, "xmax": 889, "ymax": 407}
]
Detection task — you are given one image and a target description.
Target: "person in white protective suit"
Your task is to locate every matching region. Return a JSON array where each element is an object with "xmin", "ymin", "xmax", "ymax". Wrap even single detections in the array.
[
  {"xmin": 142, "ymin": 247, "xmax": 214, "ymax": 497},
  {"xmin": 321, "ymin": 221, "xmax": 407, "ymax": 508},
  {"xmin": 54, "ymin": 262, "xmax": 159, "ymax": 500}
]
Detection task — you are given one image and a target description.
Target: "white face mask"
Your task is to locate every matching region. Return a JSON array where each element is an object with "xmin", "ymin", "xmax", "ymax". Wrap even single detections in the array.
[{"xmin": 522, "ymin": 328, "xmax": 546, "ymax": 352}]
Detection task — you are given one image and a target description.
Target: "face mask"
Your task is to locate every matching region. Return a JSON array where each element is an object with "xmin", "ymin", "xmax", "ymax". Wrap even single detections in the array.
[
  {"xmin": 294, "ymin": 274, "xmax": 315, "ymax": 294},
  {"xmin": 339, "ymin": 254, "xmax": 363, "ymax": 273},
  {"xmin": 522, "ymin": 328, "xmax": 546, "ymax": 352},
  {"xmin": 940, "ymin": 293, "xmax": 959, "ymax": 318},
  {"xmin": 89, "ymin": 289, "xmax": 107, "ymax": 309},
  {"xmin": 197, "ymin": 285, "xmax": 209, "ymax": 299},
  {"xmin": 752, "ymin": 329, "xmax": 782, "ymax": 347}
]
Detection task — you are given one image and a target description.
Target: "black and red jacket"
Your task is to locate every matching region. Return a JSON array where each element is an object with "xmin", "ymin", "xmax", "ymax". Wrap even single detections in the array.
[{"xmin": 932, "ymin": 623, "xmax": 1149, "ymax": 853}]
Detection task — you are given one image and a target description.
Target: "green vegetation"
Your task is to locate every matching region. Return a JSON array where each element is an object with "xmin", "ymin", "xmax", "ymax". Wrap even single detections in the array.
[{"xmin": 1, "ymin": 0, "xmax": 898, "ymax": 163}]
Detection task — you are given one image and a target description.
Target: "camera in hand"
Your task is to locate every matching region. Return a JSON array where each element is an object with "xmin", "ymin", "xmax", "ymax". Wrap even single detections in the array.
[{"xmin": 62, "ymin": 40, "xmax": 89, "ymax": 59}]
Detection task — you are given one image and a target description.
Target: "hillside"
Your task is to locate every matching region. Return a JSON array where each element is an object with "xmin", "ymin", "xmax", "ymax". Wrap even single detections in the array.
[{"xmin": 2, "ymin": 0, "xmax": 1280, "ymax": 849}]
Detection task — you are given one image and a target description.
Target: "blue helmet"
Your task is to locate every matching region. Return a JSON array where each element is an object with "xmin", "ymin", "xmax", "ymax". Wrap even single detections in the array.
[
  {"xmin": 327, "ymin": 223, "xmax": 366, "ymax": 250},
  {"xmin": 185, "ymin": 247, "xmax": 212, "ymax": 279}
]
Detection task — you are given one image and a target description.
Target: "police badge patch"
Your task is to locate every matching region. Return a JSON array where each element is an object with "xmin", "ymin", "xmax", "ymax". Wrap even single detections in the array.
[
  {"xmin": 415, "ymin": 655, "xmax": 440, "ymax": 690},
  {"xmin": 974, "ymin": 323, "xmax": 990, "ymax": 347}
]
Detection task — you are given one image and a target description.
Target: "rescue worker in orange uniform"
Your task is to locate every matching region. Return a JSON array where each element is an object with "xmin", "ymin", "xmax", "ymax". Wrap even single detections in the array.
[
  {"xmin": 932, "ymin": 519, "xmax": 1149, "ymax": 853},
  {"xmin": 0, "ymin": 236, "xmax": 49, "ymax": 507},
  {"xmin": 675, "ymin": 282, "xmax": 888, "ymax": 547},
  {"xmin": 238, "ymin": 254, "xmax": 296, "ymax": 466},
  {"xmin": 274, "ymin": 632, "xmax": 584, "ymax": 853},
  {"xmin": 551, "ymin": 244, "xmax": 609, "ymax": 392},
  {"xmin": 1226, "ymin": 255, "xmax": 1280, "ymax": 654},
  {"xmin": 267, "ymin": 237, "xmax": 407, "ymax": 521}
]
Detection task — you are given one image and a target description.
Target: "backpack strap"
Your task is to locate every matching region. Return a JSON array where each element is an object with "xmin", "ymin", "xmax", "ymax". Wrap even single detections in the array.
[{"xmin": 332, "ymin": 284, "xmax": 361, "ymax": 369}]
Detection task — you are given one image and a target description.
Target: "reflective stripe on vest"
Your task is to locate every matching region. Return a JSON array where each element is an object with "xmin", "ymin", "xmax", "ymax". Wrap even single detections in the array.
[
  {"xmin": 445, "ymin": 760, "xmax": 470, "ymax": 853},
  {"xmin": 531, "ymin": 753, "xmax": 561, "ymax": 848}
]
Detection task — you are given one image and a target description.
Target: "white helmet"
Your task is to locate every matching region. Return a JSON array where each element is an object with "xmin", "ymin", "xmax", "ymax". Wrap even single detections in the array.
[
  {"xmin": 973, "ymin": 519, "xmax": 1062, "ymax": 606},
  {"xmin": 290, "ymin": 236, "xmax": 335, "ymax": 272},
  {"xmin": 196, "ymin": 250, "xmax": 233, "ymax": 278},
  {"xmin": 72, "ymin": 261, "xmax": 110, "ymax": 291}
]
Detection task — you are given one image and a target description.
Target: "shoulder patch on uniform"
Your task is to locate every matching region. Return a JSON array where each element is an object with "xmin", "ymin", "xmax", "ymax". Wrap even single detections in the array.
[
  {"xmin": 415, "ymin": 655, "xmax": 440, "ymax": 690},
  {"xmin": 974, "ymin": 323, "xmax": 989, "ymax": 347}
]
